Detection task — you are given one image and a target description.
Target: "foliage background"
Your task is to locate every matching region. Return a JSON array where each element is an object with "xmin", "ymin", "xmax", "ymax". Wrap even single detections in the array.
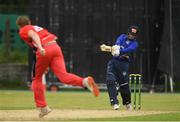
[{"xmin": 0, "ymin": 0, "xmax": 30, "ymax": 64}]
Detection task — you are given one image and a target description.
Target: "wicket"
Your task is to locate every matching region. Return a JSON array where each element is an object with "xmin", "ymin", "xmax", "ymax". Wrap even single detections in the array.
[{"xmin": 129, "ymin": 74, "xmax": 142, "ymax": 110}]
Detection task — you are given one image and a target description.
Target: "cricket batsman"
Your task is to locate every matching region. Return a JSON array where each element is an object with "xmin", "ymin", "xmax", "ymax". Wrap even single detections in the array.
[
  {"xmin": 100, "ymin": 25, "xmax": 139, "ymax": 110},
  {"xmin": 16, "ymin": 16, "xmax": 100, "ymax": 118}
]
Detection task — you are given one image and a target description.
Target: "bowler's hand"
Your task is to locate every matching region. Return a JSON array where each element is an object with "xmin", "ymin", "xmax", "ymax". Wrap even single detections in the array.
[{"xmin": 39, "ymin": 48, "xmax": 46, "ymax": 56}]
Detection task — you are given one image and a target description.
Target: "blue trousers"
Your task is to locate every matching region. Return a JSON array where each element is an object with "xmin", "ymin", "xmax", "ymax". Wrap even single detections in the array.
[{"xmin": 106, "ymin": 58, "xmax": 131, "ymax": 105}]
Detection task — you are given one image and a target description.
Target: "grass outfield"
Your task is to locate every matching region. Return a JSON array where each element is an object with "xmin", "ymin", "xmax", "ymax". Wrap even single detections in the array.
[{"xmin": 0, "ymin": 90, "xmax": 180, "ymax": 121}]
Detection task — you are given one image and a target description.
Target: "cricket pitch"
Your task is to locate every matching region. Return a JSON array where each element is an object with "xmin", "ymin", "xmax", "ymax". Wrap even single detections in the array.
[{"xmin": 0, "ymin": 109, "xmax": 171, "ymax": 121}]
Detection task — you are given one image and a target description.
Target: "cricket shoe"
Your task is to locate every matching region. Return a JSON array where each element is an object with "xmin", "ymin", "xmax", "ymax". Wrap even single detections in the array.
[
  {"xmin": 39, "ymin": 106, "xmax": 52, "ymax": 118},
  {"xmin": 113, "ymin": 104, "xmax": 120, "ymax": 110},
  {"xmin": 126, "ymin": 104, "xmax": 133, "ymax": 111},
  {"xmin": 83, "ymin": 76, "xmax": 100, "ymax": 97}
]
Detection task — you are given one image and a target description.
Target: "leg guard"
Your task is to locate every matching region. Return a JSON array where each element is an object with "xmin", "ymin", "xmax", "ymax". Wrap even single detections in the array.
[
  {"xmin": 119, "ymin": 83, "xmax": 131, "ymax": 105},
  {"xmin": 106, "ymin": 80, "xmax": 119, "ymax": 105}
]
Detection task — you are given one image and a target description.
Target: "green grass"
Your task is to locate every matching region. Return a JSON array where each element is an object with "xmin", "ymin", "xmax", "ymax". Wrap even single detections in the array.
[
  {"xmin": 0, "ymin": 80, "xmax": 28, "ymax": 90},
  {"xmin": 77, "ymin": 113, "xmax": 180, "ymax": 121},
  {"xmin": 0, "ymin": 90, "xmax": 180, "ymax": 121}
]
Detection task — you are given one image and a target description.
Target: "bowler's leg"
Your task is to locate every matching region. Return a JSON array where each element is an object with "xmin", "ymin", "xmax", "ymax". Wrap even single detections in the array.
[
  {"xmin": 50, "ymin": 46, "xmax": 99, "ymax": 96},
  {"xmin": 50, "ymin": 48, "xmax": 83, "ymax": 86},
  {"xmin": 32, "ymin": 58, "xmax": 48, "ymax": 107},
  {"xmin": 32, "ymin": 52, "xmax": 52, "ymax": 117}
]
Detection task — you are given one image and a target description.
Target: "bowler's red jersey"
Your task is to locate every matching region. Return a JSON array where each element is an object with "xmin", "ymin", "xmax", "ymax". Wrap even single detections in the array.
[{"xmin": 19, "ymin": 25, "xmax": 57, "ymax": 48}]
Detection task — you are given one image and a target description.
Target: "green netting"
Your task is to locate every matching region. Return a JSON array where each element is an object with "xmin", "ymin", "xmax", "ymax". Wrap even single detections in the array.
[
  {"xmin": 0, "ymin": 14, "xmax": 28, "ymax": 63},
  {"xmin": 0, "ymin": 14, "xmax": 27, "ymax": 51}
]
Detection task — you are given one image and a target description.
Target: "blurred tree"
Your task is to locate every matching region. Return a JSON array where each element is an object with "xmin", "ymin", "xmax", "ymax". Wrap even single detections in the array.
[
  {"xmin": 4, "ymin": 18, "xmax": 11, "ymax": 57},
  {"xmin": 0, "ymin": 0, "xmax": 29, "ymax": 13},
  {"xmin": 0, "ymin": 0, "xmax": 29, "ymax": 63}
]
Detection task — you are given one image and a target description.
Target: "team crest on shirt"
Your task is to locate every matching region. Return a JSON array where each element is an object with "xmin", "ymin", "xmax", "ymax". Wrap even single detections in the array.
[
  {"xmin": 122, "ymin": 71, "xmax": 127, "ymax": 76},
  {"xmin": 120, "ymin": 46, "xmax": 124, "ymax": 49},
  {"xmin": 126, "ymin": 40, "xmax": 130, "ymax": 45}
]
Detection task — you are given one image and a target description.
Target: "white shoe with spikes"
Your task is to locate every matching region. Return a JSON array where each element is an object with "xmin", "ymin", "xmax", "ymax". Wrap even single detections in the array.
[
  {"xmin": 113, "ymin": 104, "xmax": 120, "ymax": 110},
  {"xmin": 39, "ymin": 106, "xmax": 52, "ymax": 118}
]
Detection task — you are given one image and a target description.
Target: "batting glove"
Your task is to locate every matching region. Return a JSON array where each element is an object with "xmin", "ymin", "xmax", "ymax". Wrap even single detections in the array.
[{"xmin": 111, "ymin": 45, "xmax": 120, "ymax": 56}]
